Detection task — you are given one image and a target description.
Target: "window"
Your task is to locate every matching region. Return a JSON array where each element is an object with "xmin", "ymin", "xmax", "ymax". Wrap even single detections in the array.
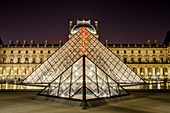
[
  {"xmin": 153, "ymin": 58, "xmax": 156, "ymax": 63},
  {"xmin": 138, "ymin": 50, "xmax": 141, "ymax": 54},
  {"xmin": 33, "ymin": 50, "xmax": 36, "ymax": 54},
  {"xmin": 124, "ymin": 50, "xmax": 126, "ymax": 54},
  {"xmin": 160, "ymin": 58, "xmax": 163, "ymax": 63},
  {"xmin": 26, "ymin": 50, "xmax": 28, "ymax": 54},
  {"xmin": 40, "ymin": 58, "xmax": 43, "ymax": 63},
  {"xmin": 18, "ymin": 50, "xmax": 21, "ymax": 54},
  {"xmin": 131, "ymin": 58, "xmax": 134, "ymax": 63},
  {"xmin": 40, "ymin": 50, "xmax": 43, "ymax": 54},
  {"xmin": 160, "ymin": 50, "xmax": 162, "ymax": 54},
  {"xmin": 145, "ymin": 58, "xmax": 149, "ymax": 63},
  {"xmin": 138, "ymin": 58, "xmax": 141, "ymax": 63},
  {"xmin": 153, "ymin": 50, "xmax": 155, "ymax": 54},
  {"xmin": 10, "ymin": 59, "xmax": 13, "ymax": 63},
  {"xmin": 32, "ymin": 58, "xmax": 36, "ymax": 63},
  {"xmin": 25, "ymin": 58, "xmax": 29, "ymax": 63},
  {"xmin": 48, "ymin": 50, "xmax": 50, "ymax": 54},
  {"xmin": 3, "ymin": 50, "xmax": 6, "ymax": 54},
  {"xmin": 2, "ymin": 58, "xmax": 6, "ymax": 63},
  {"xmin": 18, "ymin": 58, "xmax": 21, "ymax": 63},
  {"xmin": 131, "ymin": 50, "xmax": 134, "ymax": 54},
  {"xmin": 146, "ymin": 50, "xmax": 148, "ymax": 54},
  {"xmin": 11, "ymin": 50, "xmax": 13, "ymax": 54},
  {"xmin": 117, "ymin": 50, "xmax": 119, "ymax": 54},
  {"xmin": 124, "ymin": 58, "xmax": 127, "ymax": 63}
]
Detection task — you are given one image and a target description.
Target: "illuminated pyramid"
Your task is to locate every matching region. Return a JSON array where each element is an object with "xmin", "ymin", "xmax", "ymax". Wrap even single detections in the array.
[
  {"xmin": 22, "ymin": 20, "xmax": 144, "ymax": 86},
  {"xmin": 38, "ymin": 56, "xmax": 128, "ymax": 100}
]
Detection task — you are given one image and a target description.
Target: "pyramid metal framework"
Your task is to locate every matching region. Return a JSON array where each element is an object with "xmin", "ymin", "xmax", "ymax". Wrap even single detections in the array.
[
  {"xmin": 22, "ymin": 21, "xmax": 144, "ymax": 108},
  {"xmin": 22, "ymin": 25, "xmax": 144, "ymax": 85},
  {"xmin": 38, "ymin": 56, "xmax": 128, "ymax": 100}
]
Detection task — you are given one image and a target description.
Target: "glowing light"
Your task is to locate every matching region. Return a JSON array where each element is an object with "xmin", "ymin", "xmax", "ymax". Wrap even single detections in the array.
[
  {"xmin": 81, "ymin": 27, "xmax": 86, "ymax": 54},
  {"xmin": 165, "ymin": 72, "xmax": 168, "ymax": 75}
]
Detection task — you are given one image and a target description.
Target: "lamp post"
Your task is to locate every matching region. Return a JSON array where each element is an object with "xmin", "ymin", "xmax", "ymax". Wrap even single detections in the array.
[{"xmin": 156, "ymin": 72, "xmax": 160, "ymax": 89}]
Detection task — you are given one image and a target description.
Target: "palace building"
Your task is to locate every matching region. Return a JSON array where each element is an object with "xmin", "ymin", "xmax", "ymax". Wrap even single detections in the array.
[{"xmin": 0, "ymin": 20, "xmax": 170, "ymax": 82}]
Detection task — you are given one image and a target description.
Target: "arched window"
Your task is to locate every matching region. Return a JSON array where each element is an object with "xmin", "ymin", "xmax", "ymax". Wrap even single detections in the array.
[
  {"xmin": 140, "ymin": 68, "xmax": 145, "ymax": 77},
  {"xmin": 155, "ymin": 68, "xmax": 160, "ymax": 77},
  {"xmin": 147, "ymin": 68, "xmax": 152, "ymax": 77},
  {"xmin": 163, "ymin": 68, "xmax": 168, "ymax": 77},
  {"xmin": 132, "ymin": 67, "xmax": 137, "ymax": 74}
]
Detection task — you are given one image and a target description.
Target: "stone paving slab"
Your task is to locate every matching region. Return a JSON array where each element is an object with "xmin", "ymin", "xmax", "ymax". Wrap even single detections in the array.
[{"xmin": 0, "ymin": 91, "xmax": 170, "ymax": 113}]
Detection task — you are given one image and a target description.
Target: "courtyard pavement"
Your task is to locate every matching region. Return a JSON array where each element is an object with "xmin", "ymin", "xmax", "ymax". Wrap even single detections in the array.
[{"xmin": 0, "ymin": 90, "xmax": 170, "ymax": 113}]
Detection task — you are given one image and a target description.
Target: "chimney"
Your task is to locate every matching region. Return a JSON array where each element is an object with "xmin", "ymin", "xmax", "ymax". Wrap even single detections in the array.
[
  {"xmin": 69, "ymin": 21, "xmax": 73, "ymax": 31},
  {"xmin": 45, "ymin": 40, "xmax": 48, "ymax": 45},
  {"xmin": 95, "ymin": 21, "xmax": 98, "ymax": 31},
  {"xmin": 154, "ymin": 40, "xmax": 158, "ymax": 44},
  {"xmin": 105, "ymin": 40, "xmax": 108, "ymax": 47},
  {"xmin": 9, "ymin": 40, "xmax": 13, "ymax": 45},
  {"xmin": 59, "ymin": 40, "xmax": 62, "ymax": 47},
  {"xmin": 30, "ymin": 40, "xmax": 34, "ymax": 44},
  {"xmin": 23, "ymin": 40, "xmax": 27, "ymax": 45},
  {"xmin": 16, "ymin": 40, "xmax": 20, "ymax": 45},
  {"xmin": 147, "ymin": 40, "xmax": 150, "ymax": 45}
]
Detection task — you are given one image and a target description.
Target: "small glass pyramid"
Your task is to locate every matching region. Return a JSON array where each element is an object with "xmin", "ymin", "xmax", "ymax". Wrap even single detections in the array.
[{"xmin": 39, "ymin": 56, "xmax": 128, "ymax": 100}]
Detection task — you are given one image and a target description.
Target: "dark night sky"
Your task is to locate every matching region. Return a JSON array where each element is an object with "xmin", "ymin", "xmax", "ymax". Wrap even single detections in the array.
[{"xmin": 0, "ymin": 0, "xmax": 170, "ymax": 44}]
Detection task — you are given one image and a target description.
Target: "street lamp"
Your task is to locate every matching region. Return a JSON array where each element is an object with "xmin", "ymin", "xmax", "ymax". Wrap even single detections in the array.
[
  {"xmin": 141, "ymin": 72, "xmax": 144, "ymax": 79},
  {"xmin": 157, "ymin": 72, "xmax": 160, "ymax": 80}
]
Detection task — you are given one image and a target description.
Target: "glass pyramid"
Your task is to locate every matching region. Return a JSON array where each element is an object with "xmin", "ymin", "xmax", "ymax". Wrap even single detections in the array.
[
  {"xmin": 22, "ymin": 23, "xmax": 144, "ymax": 85},
  {"xmin": 38, "ymin": 56, "xmax": 128, "ymax": 100}
]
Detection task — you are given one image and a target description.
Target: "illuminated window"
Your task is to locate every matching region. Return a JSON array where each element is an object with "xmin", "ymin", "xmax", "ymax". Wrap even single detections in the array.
[
  {"xmin": 10, "ymin": 59, "xmax": 13, "ymax": 63},
  {"xmin": 25, "ymin": 58, "xmax": 29, "ymax": 63}
]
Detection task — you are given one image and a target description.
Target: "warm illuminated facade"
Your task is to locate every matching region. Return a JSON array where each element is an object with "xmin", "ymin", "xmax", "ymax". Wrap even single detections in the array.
[{"xmin": 0, "ymin": 20, "xmax": 170, "ymax": 82}]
